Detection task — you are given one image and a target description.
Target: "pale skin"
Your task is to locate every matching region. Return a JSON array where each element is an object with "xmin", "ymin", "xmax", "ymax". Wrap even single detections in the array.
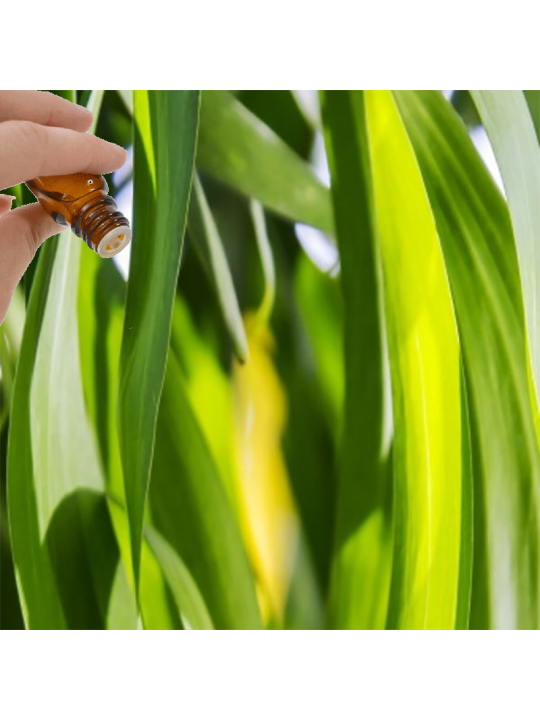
[{"xmin": 0, "ymin": 91, "xmax": 127, "ymax": 324}]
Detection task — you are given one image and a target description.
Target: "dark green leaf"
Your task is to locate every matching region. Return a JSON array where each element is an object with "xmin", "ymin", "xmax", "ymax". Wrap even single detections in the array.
[
  {"xmin": 119, "ymin": 91, "xmax": 200, "ymax": 589},
  {"xmin": 321, "ymin": 91, "xmax": 391, "ymax": 629}
]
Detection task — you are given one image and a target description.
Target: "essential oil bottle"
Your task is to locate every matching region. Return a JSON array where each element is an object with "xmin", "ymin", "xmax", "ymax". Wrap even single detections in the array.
[{"xmin": 26, "ymin": 172, "xmax": 131, "ymax": 258}]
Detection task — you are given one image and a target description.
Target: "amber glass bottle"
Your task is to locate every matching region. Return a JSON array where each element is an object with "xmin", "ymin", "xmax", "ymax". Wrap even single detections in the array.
[{"xmin": 26, "ymin": 172, "xmax": 131, "ymax": 258}]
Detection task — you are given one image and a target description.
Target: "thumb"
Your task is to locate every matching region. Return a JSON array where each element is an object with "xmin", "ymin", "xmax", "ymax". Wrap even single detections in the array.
[
  {"xmin": 0, "ymin": 194, "xmax": 15, "ymax": 218},
  {"xmin": 0, "ymin": 203, "xmax": 63, "ymax": 325}
]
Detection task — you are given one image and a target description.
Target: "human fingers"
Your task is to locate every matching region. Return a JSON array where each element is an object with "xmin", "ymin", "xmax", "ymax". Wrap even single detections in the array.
[
  {"xmin": 0, "ymin": 90, "xmax": 93, "ymax": 131},
  {"xmin": 0, "ymin": 120, "xmax": 127, "ymax": 190},
  {"xmin": 0, "ymin": 203, "xmax": 63, "ymax": 324}
]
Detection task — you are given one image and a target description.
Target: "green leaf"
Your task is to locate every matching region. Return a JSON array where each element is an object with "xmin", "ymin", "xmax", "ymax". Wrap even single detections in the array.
[
  {"xmin": 294, "ymin": 255, "xmax": 343, "ymax": 427},
  {"xmin": 78, "ymin": 253, "xmax": 185, "ymax": 630},
  {"xmin": 284, "ymin": 255, "xmax": 341, "ymax": 595},
  {"xmin": 0, "ymin": 288, "xmax": 25, "ymax": 429},
  {"xmin": 395, "ymin": 90, "xmax": 540, "ymax": 629},
  {"xmin": 168, "ymin": 297, "xmax": 239, "ymax": 509},
  {"xmin": 7, "ymin": 231, "xmax": 120, "ymax": 628},
  {"xmin": 524, "ymin": 90, "xmax": 540, "ymax": 142},
  {"xmin": 145, "ymin": 526, "xmax": 214, "ymax": 630},
  {"xmin": 249, "ymin": 200, "xmax": 276, "ymax": 324},
  {"xmin": 117, "ymin": 89, "xmax": 133, "ymax": 115},
  {"xmin": 471, "ymin": 91, "xmax": 540, "ymax": 415},
  {"xmin": 198, "ymin": 91, "xmax": 334, "ymax": 234},
  {"xmin": 119, "ymin": 91, "xmax": 200, "ymax": 590},
  {"xmin": 149, "ymin": 351, "xmax": 262, "ymax": 629},
  {"xmin": 321, "ymin": 91, "xmax": 391, "ymax": 629},
  {"xmin": 365, "ymin": 91, "xmax": 471, "ymax": 629},
  {"xmin": 241, "ymin": 90, "xmax": 315, "ymax": 154},
  {"xmin": 107, "ymin": 498, "xmax": 182, "ymax": 630},
  {"xmin": 7, "ymin": 238, "xmax": 65, "ymax": 628},
  {"xmin": 188, "ymin": 174, "xmax": 248, "ymax": 362}
]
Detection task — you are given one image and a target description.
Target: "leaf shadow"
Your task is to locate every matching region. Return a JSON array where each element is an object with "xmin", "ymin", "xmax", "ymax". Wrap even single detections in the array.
[{"xmin": 44, "ymin": 489, "xmax": 119, "ymax": 629}]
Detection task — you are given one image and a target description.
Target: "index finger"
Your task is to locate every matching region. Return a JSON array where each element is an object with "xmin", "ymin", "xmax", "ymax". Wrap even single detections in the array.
[
  {"xmin": 0, "ymin": 120, "xmax": 127, "ymax": 190},
  {"xmin": 0, "ymin": 91, "xmax": 93, "ymax": 131}
]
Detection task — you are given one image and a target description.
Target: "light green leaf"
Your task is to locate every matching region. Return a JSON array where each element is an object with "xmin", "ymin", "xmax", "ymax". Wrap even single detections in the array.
[
  {"xmin": 471, "ymin": 91, "xmax": 540, "ymax": 415},
  {"xmin": 366, "ymin": 91, "xmax": 471, "ymax": 629},
  {"xmin": 119, "ymin": 91, "xmax": 200, "ymax": 589},
  {"xmin": 396, "ymin": 90, "xmax": 540, "ymax": 629},
  {"xmin": 249, "ymin": 199, "xmax": 276, "ymax": 324},
  {"xmin": 169, "ymin": 297, "xmax": 239, "ymax": 510},
  {"xmin": 321, "ymin": 91, "xmax": 391, "ymax": 629},
  {"xmin": 198, "ymin": 91, "xmax": 334, "ymax": 234},
  {"xmin": 7, "ymin": 231, "xmax": 120, "ymax": 629},
  {"xmin": 188, "ymin": 174, "xmax": 248, "ymax": 362},
  {"xmin": 117, "ymin": 89, "xmax": 133, "ymax": 115},
  {"xmin": 7, "ymin": 238, "xmax": 65, "ymax": 628},
  {"xmin": 145, "ymin": 526, "xmax": 214, "ymax": 630}
]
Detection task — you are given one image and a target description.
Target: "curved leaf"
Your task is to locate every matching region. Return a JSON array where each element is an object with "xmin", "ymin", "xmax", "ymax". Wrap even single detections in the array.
[
  {"xmin": 321, "ymin": 91, "xmax": 391, "ymax": 629},
  {"xmin": 188, "ymin": 174, "xmax": 248, "ymax": 362},
  {"xmin": 471, "ymin": 91, "xmax": 540, "ymax": 415},
  {"xmin": 366, "ymin": 91, "xmax": 471, "ymax": 629},
  {"xmin": 198, "ymin": 91, "xmax": 334, "ymax": 234},
  {"xmin": 7, "ymin": 231, "xmax": 120, "ymax": 628},
  {"xmin": 145, "ymin": 526, "xmax": 214, "ymax": 630},
  {"xmin": 119, "ymin": 90, "xmax": 200, "ymax": 589},
  {"xmin": 396, "ymin": 90, "xmax": 540, "ymax": 629}
]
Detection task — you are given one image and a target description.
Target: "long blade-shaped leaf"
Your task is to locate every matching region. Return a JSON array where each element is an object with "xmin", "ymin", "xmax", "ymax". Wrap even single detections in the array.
[
  {"xmin": 145, "ymin": 526, "xmax": 214, "ymax": 630},
  {"xmin": 366, "ymin": 91, "xmax": 471, "ymax": 629},
  {"xmin": 471, "ymin": 91, "xmax": 540, "ymax": 415},
  {"xmin": 7, "ymin": 229, "xmax": 121, "ymax": 628},
  {"xmin": 7, "ymin": 237, "xmax": 65, "ymax": 628},
  {"xmin": 119, "ymin": 91, "xmax": 200, "ymax": 589},
  {"xmin": 321, "ymin": 91, "xmax": 391, "ymax": 629},
  {"xmin": 198, "ymin": 91, "xmax": 334, "ymax": 234},
  {"xmin": 188, "ymin": 174, "xmax": 248, "ymax": 362},
  {"xmin": 396, "ymin": 90, "xmax": 540, "ymax": 628}
]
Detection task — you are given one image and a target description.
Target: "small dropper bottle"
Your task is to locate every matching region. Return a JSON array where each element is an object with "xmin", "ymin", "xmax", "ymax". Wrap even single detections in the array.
[{"xmin": 26, "ymin": 172, "xmax": 131, "ymax": 258}]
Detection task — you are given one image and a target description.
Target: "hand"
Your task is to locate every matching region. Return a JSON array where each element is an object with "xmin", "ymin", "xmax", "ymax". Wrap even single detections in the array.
[{"xmin": 0, "ymin": 91, "xmax": 127, "ymax": 325}]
